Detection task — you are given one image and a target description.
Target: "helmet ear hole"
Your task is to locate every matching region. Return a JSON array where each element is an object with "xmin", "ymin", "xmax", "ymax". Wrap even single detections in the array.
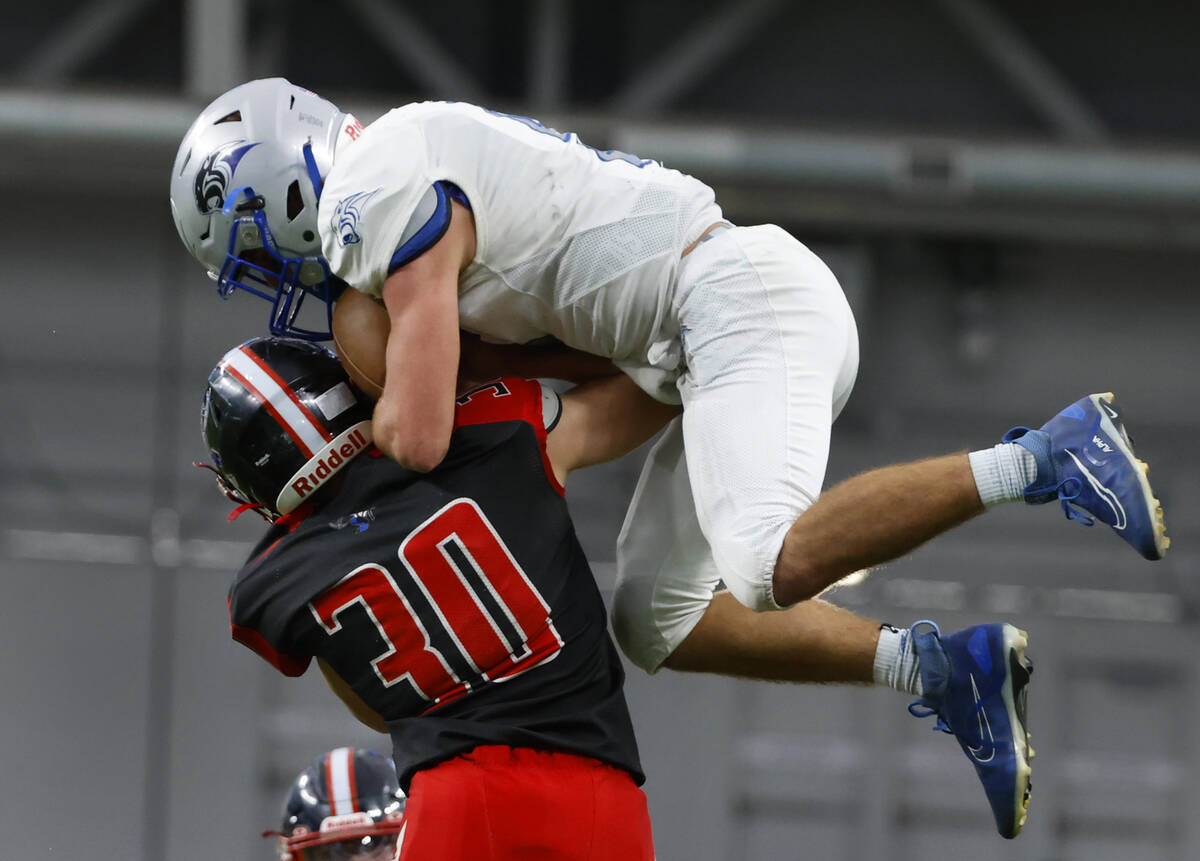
[{"xmin": 286, "ymin": 180, "xmax": 305, "ymax": 221}]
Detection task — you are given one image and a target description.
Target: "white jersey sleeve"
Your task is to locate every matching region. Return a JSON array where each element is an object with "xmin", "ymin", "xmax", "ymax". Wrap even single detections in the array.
[
  {"xmin": 319, "ymin": 101, "xmax": 724, "ymax": 404},
  {"xmin": 318, "ymin": 115, "xmax": 437, "ymax": 298}
]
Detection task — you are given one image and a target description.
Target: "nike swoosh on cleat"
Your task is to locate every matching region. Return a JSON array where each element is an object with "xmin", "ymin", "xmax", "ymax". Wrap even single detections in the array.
[
  {"xmin": 1101, "ymin": 401, "xmax": 1119, "ymax": 421},
  {"xmin": 1063, "ymin": 449, "xmax": 1128, "ymax": 530},
  {"xmin": 967, "ymin": 673, "xmax": 996, "ymax": 764}
]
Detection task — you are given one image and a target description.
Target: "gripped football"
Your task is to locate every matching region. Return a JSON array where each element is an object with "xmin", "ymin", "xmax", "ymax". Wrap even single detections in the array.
[{"xmin": 332, "ymin": 288, "xmax": 389, "ymax": 400}]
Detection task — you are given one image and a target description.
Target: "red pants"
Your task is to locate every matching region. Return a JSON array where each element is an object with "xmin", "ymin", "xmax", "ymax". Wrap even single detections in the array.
[{"xmin": 398, "ymin": 746, "xmax": 655, "ymax": 860}]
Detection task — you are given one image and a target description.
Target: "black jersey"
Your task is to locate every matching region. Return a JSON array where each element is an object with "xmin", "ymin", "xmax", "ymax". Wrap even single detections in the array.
[{"xmin": 228, "ymin": 377, "xmax": 643, "ymax": 789}]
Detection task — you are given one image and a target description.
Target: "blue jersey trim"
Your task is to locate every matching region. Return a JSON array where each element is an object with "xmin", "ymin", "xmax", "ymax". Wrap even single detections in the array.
[
  {"xmin": 302, "ymin": 142, "xmax": 324, "ymax": 198},
  {"xmin": 387, "ymin": 181, "xmax": 468, "ymax": 274},
  {"xmin": 443, "ymin": 181, "xmax": 471, "ymax": 211}
]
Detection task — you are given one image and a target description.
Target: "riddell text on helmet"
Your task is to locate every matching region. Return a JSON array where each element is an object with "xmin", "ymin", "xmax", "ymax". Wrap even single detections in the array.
[{"xmin": 291, "ymin": 428, "xmax": 370, "ymax": 498}]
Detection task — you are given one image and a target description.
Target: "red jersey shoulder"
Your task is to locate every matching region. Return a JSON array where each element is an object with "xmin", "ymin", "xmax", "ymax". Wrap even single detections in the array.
[
  {"xmin": 453, "ymin": 377, "xmax": 564, "ymax": 497},
  {"xmin": 453, "ymin": 377, "xmax": 543, "ymax": 430}
]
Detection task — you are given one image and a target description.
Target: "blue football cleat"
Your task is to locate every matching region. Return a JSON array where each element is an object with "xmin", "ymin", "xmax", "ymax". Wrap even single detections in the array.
[
  {"xmin": 908, "ymin": 621, "xmax": 1034, "ymax": 839},
  {"xmin": 1003, "ymin": 392, "xmax": 1169, "ymax": 560}
]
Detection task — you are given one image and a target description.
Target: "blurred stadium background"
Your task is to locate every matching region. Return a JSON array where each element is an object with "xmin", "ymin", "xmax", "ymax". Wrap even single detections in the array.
[{"xmin": 1, "ymin": 1, "xmax": 1198, "ymax": 858}]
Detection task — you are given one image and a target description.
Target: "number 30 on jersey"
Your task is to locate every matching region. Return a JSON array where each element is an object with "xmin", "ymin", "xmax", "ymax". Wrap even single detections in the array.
[{"xmin": 309, "ymin": 498, "xmax": 564, "ymax": 708}]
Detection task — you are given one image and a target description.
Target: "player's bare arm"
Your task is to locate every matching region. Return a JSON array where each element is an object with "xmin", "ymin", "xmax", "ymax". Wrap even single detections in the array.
[
  {"xmin": 333, "ymin": 288, "xmax": 620, "ymax": 397},
  {"xmin": 545, "ymin": 374, "xmax": 681, "ymax": 486},
  {"xmin": 317, "ymin": 658, "xmax": 388, "ymax": 734},
  {"xmin": 375, "ymin": 199, "xmax": 476, "ymax": 471}
]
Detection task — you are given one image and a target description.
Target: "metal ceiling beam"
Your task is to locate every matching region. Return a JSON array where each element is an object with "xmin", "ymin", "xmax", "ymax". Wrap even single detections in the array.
[
  {"xmin": 0, "ymin": 87, "xmax": 1189, "ymax": 206},
  {"xmin": 610, "ymin": 0, "xmax": 785, "ymax": 113},
  {"xmin": 931, "ymin": 0, "xmax": 1108, "ymax": 143},
  {"xmin": 613, "ymin": 123, "xmax": 1200, "ymax": 206},
  {"xmin": 20, "ymin": 0, "xmax": 153, "ymax": 84},
  {"xmin": 2, "ymin": 89, "xmax": 1199, "ymax": 245},
  {"xmin": 342, "ymin": 0, "xmax": 484, "ymax": 101},
  {"xmin": 184, "ymin": 0, "xmax": 248, "ymax": 97},
  {"xmin": 0, "ymin": 89, "xmax": 198, "ymax": 140}
]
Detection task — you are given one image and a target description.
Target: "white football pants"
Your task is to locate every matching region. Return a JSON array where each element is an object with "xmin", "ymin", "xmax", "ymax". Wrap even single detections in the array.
[{"xmin": 612, "ymin": 225, "xmax": 859, "ymax": 672}]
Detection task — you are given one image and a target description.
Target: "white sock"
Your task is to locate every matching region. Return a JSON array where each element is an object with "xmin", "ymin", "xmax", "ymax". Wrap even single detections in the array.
[
  {"xmin": 969, "ymin": 442, "xmax": 1039, "ymax": 507},
  {"xmin": 873, "ymin": 625, "xmax": 922, "ymax": 696}
]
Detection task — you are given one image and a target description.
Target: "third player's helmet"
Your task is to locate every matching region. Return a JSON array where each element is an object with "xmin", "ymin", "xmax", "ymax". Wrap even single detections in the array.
[
  {"xmin": 271, "ymin": 747, "xmax": 407, "ymax": 861},
  {"xmin": 170, "ymin": 78, "xmax": 361, "ymax": 339},
  {"xmin": 200, "ymin": 337, "xmax": 374, "ymax": 519}
]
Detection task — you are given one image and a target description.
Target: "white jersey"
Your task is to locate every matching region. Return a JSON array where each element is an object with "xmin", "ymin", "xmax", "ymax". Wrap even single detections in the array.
[{"xmin": 318, "ymin": 101, "xmax": 722, "ymax": 399}]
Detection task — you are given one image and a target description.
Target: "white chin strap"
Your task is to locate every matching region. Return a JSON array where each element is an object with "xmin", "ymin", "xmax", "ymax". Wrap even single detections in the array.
[{"xmin": 275, "ymin": 421, "xmax": 373, "ymax": 514}]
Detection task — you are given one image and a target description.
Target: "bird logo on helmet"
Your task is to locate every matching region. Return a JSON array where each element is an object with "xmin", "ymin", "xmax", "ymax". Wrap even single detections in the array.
[
  {"xmin": 193, "ymin": 140, "xmax": 261, "ymax": 214},
  {"xmin": 266, "ymin": 747, "xmax": 407, "ymax": 861},
  {"xmin": 196, "ymin": 337, "xmax": 374, "ymax": 522}
]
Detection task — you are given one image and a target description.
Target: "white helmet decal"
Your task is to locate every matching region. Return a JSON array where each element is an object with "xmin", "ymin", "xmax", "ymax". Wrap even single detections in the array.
[
  {"xmin": 331, "ymin": 188, "xmax": 381, "ymax": 247},
  {"xmin": 193, "ymin": 140, "xmax": 260, "ymax": 214}
]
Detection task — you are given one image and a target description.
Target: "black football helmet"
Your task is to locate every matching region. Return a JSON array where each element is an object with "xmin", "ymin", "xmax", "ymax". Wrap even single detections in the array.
[
  {"xmin": 270, "ymin": 747, "xmax": 407, "ymax": 861},
  {"xmin": 200, "ymin": 337, "xmax": 373, "ymax": 519}
]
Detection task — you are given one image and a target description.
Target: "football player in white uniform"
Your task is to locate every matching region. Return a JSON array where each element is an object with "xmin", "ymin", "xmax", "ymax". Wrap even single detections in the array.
[{"xmin": 171, "ymin": 79, "xmax": 1169, "ymax": 839}]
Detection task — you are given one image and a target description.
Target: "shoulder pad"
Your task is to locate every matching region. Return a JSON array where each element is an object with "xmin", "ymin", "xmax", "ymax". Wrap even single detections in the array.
[
  {"xmin": 540, "ymin": 383, "xmax": 563, "ymax": 432},
  {"xmin": 387, "ymin": 181, "xmax": 456, "ymax": 274}
]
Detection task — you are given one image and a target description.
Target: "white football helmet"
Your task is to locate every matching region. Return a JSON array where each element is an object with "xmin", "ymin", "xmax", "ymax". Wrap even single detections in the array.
[{"xmin": 170, "ymin": 78, "xmax": 361, "ymax": 339}]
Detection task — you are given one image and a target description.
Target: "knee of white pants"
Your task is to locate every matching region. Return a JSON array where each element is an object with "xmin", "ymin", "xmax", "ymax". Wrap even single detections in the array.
[
  {"xmin": 706, "ymin": 514, "xmax": 794, "ymax": 612},
  {"xmin": 613, "ymin": 419, "xmax": 720, "ymax": 673},
  {"xmin": 611, "ymin": 569, "xmax": 710, "ymax": 674},
  {"xmin": 612, "ymin": 490, "xmax": 720, "ymax": 674},
  {"xmin": 673, "ymin": 224, "xmax": 856, "ymax": 613},
  {"xmin": 610, "ymin": 573, "xmax": 660, "ymax": 673}
]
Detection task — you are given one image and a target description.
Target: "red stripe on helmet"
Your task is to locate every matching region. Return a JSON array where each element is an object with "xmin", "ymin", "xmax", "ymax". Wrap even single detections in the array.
[
  {"xmin": 239, "ymin": 344, "xmax": 333, "ymax": 443},
  {"xmin": 222, "ymin": 361, "xmax": 315, "ymax": 459}
]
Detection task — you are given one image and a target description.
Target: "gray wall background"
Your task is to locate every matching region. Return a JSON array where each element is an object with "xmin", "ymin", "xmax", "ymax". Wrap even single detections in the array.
[{"xmin": 1, "ymin": 2, "xmax": 1199, "ymax": 859}]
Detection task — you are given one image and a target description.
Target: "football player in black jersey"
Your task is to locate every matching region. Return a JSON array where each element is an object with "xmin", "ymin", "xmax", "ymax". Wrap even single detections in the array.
[
  {"xmin": 202, "ymin": 337, "xmax": 674, "ymax": 859},
  {"xmin": 202, "ymin": 336, "xmax": 1034, "ymax": 846}
]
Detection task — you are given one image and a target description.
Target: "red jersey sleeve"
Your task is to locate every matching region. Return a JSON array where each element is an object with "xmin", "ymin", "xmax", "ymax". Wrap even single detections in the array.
[{"xmin": 453, "ymin": 377, "xmax": 564, "ymax": 496}]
